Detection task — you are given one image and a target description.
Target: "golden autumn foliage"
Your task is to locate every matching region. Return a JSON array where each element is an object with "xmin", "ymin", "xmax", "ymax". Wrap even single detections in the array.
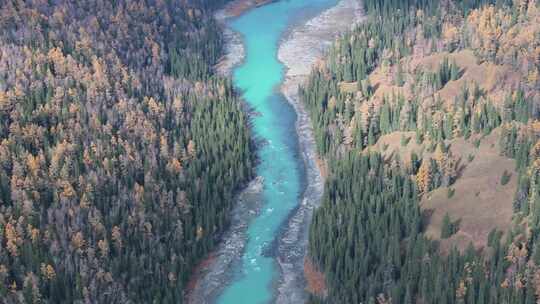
[
  {"xmin": 97, "ymin": 239, "xmax": 109, "ymax": 258},
  {"xmin": 167, "ymin": 158, "xmax": 183, "ymax": 175},
  {"xmin": 40, "ymin": 264, "xmax": 56, "ymax": 280},
  {"xmin": 4, "ymin": 222, "xmax": 20, "ymax": 257},
  {"xmin": 442, "ymin": 22, "xmax": 460, "ymax": 50},
  {"xmin": 466, "ymin": 1, "xmax": 540, "ymax": 89},
  {"xmin": 0, "ymin": 0, "xmax": 254, "ymax": 301},
  {"xmin": 416, "ymin": 159, "xmax": 433, "ymax": 195},
  {"xmin": 111, "ymin": 226, "xmax": 122, "ymax": 250},
  {"xmin": 455, "ymin": 280, "xmax": 467, "ymax": 300}
]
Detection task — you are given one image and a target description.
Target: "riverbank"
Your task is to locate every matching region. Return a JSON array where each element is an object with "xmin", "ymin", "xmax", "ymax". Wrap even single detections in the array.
[
  {"xmin": 275, "ymin": 0, "xmax": 363, "ymax": 302},
  {"xmin": 214, "ymin": 3, "xmax": 244, "ymax": 77},
  {"xmin": 186, "ymin": 177, "xmax": 264, "ymax": 304}
]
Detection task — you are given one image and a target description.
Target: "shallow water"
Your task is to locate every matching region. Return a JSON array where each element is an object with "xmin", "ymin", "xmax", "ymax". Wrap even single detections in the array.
[{"xmin": 216, "ymin": 1, "xmax": 337, "ymax": 303}]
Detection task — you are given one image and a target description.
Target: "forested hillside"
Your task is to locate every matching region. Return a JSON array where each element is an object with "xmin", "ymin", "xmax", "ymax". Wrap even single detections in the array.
[
  {"xmin": 0, "ymin": 0, "xmax": 254, "ymax": 303},
  {"xmin": 304, "ymin": 0, "xmax": 540, "ymax": 303}
]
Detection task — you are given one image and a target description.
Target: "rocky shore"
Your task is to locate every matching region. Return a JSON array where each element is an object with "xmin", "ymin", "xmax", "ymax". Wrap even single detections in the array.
[
  {"xmin": 275, "ymin": 1, "xmax": 363, "ymax": 303},
  {"xmin": 214, "ymin": 5, "xmax": 244, "ymax": 77}
]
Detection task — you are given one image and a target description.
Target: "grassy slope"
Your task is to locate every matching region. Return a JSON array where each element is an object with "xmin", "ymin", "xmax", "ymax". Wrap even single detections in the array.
[{"xmin": 355, "ymin": 47, "xmax": 523, "ymax": 251}]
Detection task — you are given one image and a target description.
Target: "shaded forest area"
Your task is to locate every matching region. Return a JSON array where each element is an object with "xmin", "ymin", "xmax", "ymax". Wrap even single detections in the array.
[
  {"xmin": 305, "ymin": 0, "xmax": 540, "ymax": 303},
  {"xmin": 0, "ymin": 0, "xmax": 254, "ymax": 303}
]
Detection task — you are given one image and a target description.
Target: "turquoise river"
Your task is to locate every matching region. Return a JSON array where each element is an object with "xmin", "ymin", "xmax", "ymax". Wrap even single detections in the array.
[{"xmin": 217, "ymin": 0, "xmax": 337, "ymax": 303}]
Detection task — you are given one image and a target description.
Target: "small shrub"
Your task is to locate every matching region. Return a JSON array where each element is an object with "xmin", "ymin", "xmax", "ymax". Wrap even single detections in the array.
[
  {"xmin": 447, "ymin": 188, "xmax": 455, "ymax": 199},
  {"xmin": 501, "ymin": 170, "xmax": 511, "ymax": 185},
  {"xmin": 441, "ymin": 213, "xmax": 458, "ymax": 239},
  {"xmin": 415, "ymin": 131, "xmax": 423, "ymax": 144},
  {"xmin": 473, "ymin": 139, "xmax": 481, "ymax": 148},
  {"xmin": 463, "ymin": 129, "xmax": 471, "ymax": 140},
  {"xmin": 401, "ymin": 135, "xmax": 411, "ymax": 147},
  {"xmin": 487, "ymin": 229, "xmax": 503, "ymax": 248},
  {"xmin": 395, "ymin": 64, "xmax": 405, "ymax": 87},
  {"xmin": 382, "ymin": 143, "xmax": 389, "ymax": 151},
  {"xmin": 468, "ymin": 154, "xmax": 475, "ymax": 162}
]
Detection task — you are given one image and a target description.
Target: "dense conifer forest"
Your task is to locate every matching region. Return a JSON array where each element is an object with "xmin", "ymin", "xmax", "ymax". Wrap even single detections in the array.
[
  {"xmin": 0, "ymin": 0, "xmax": 254, "ymax": 302},
  {"xmin": 1, "ymin": 0, "xmax": 539, "ymax": 303},
  {"xmin": 304, "ymin": 0, "xmax": 540, "ymax": 303}
]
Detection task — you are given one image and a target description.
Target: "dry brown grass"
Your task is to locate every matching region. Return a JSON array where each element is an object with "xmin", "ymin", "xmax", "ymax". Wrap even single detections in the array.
[
  {"xmin": 408, "ymin": 50, "xmax": 521, "ymax": 108},
  {"xmin": 367, "ymin": 63, "xmax": 413, "ymax": 103},
  {"xmin": 353, "ymin": 43, "xmax": 523, "ymax": 254},
  {"xmin": 372, "ymin": 84, "xmax": 410, "ymax": 103},
  {"xmin": 373, "ymin": 129, "xmax": 517, "ymax": 252},
  {"xmin": 373, "ymin": 131, "xmax": 423, "ymax": 164},
  {"xmin": 315, "ymin": 155, "xmax": 329, "ymax": 179},
  {"xmin": 364, "ymin": 50, "xmax": 521, "ymax": 253},
  {"xmin": 423, "ymin": 129, "xmax": 516, "ymax": 252},
  {"xmin": 338, "ymin": 81, "xmax": 358, "ymax": 93},
  {"xmin": 360, "ymin": 46, "xmax": 524, "ymax": 113}
]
